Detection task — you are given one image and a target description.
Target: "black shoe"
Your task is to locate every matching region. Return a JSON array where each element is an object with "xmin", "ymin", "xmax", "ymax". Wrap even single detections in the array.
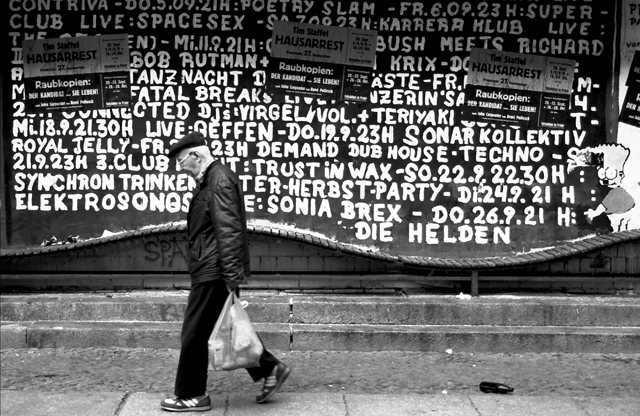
[
  {"xmin": 160, "ymin": 394, "xmax": 211, "ymax": 412},
  {"xmin": 256, "ymin": 363, "xmax": 291, "ymax": 403},
  {"xmin": 479, "ymin": 381, "xmax": 514, "ymax": 394}
]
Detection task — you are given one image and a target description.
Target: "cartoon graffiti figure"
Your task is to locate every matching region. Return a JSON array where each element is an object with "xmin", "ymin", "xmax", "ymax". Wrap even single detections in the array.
[{"xmin": 573, "ymin": 144, "xmax": 638, "ymax": 231}]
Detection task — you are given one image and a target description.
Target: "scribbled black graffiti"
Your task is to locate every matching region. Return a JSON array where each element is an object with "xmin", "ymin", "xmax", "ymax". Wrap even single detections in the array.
[{"xmin": 144, "ymin": 238, "xmax": 188, "ymax": 268}]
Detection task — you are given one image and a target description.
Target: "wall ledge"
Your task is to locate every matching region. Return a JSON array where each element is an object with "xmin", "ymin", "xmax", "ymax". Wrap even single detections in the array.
[{"xmin": 2, "ymin": 223, "xmax": 639, "ymax": 272}]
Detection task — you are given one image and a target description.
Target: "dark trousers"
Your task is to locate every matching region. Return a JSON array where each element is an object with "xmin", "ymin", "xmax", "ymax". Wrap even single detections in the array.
[{"xmin": 174, "ymin": 279, "xmax": 280, "ymax": 398}]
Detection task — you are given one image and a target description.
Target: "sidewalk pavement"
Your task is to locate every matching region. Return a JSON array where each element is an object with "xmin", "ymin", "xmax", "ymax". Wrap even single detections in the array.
[
  {"xmin": 3, "ymin": 348, "xmax": 640, "ymax": 415},
  {"xmin": 2, "ymin": 390, "xmax": 640, "ymax": 416}
]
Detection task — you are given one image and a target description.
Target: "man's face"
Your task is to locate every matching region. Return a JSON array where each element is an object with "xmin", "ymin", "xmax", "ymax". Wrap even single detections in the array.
[{"xmin": 176, "ymin": 149, "xmax": 200, "ymax": 177}]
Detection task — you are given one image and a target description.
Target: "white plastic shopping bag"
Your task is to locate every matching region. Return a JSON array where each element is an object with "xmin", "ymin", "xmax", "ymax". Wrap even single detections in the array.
[{"xmin": 208, "ymin": 292, "xmax": 263, "ymax": 371}]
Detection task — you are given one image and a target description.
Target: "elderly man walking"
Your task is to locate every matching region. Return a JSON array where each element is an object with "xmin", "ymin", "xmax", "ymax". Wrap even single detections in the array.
[{"xmin": 160, "ymin": 132, "xmax": 291, "ymax": 412}]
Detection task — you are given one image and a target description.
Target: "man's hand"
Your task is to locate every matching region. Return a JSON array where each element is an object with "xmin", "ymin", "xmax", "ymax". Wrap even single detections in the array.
[{"xmin": 226, "ymin": 283, "xmax": 239, "ymax": 294}]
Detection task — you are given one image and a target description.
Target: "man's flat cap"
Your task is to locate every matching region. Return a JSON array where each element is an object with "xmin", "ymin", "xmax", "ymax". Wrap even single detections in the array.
[{"xmin": 167, "ymin": 132, "xmax": 207, "ymax": 157}]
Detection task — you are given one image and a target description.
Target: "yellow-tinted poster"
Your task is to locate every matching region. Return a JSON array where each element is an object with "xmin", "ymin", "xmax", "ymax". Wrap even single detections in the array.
[
  {"xmin": 619, "ymin": 50, "xmax": 640, "ymax": 127},
  {"xmin": 463, "ymin": 49, "xmax": 575, "ymax": 129},
  {"xmin": 23, "ymin": 34, "xmax": 131, "ymax": 112},
  {"xmin": 267, "ymin": 21, "xmax": 376, "ymax": 102}
]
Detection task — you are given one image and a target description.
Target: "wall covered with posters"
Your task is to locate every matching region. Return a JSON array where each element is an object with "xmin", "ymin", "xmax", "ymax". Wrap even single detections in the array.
[{"xmin": 1, "ymin": 0, "xmax": 639, "ymax": 259}]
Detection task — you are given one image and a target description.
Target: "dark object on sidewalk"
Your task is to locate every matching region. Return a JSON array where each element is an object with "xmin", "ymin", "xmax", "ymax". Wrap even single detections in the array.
[{"xmin": 479, "ymin": 381, "xmax": 514, "ymax": 394}]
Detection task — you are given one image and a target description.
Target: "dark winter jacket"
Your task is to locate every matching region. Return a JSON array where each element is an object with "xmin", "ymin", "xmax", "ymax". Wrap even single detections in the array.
[{"xmin": 186, "ymin": 160, "xmax": 250, "ymax": 286}]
